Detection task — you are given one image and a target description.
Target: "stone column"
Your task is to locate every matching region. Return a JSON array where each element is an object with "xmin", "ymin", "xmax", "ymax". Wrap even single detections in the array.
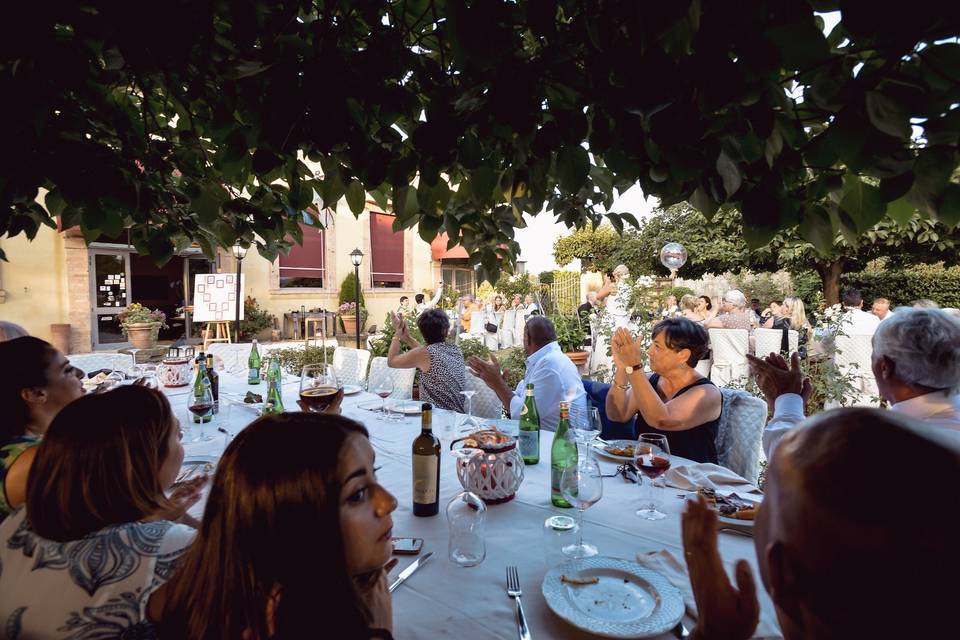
[{"xmin": 64, "ymin": 236, "xmax": 93, "ymax": 353}]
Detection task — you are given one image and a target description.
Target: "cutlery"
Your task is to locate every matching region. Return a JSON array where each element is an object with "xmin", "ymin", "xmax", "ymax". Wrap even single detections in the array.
[
  {"xmin": 672, "ymin": 622, "xmax": 691, "ymax": 638},
  {"xmin": 719, "ymin": 527, "xmax": 753, "ymax": 538},
  {"xmin": 506, "ymin": 565, "xmax": 532, "ymax": 640},
  {"xmin": 389, "ymin": 551, "xmax": 433, "ymax": 593}
]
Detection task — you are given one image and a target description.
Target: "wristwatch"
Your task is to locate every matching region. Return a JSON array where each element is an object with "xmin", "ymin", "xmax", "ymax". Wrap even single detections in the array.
[{"xmin": 624, "ymin": 363, "xmax": 642, "ymax": 375}]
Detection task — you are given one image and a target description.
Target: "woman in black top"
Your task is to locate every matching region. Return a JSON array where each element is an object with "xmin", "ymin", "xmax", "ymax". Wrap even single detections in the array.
[{"xmin": 606, "ymin": 318, "xmax": 722, "ymax": 463}]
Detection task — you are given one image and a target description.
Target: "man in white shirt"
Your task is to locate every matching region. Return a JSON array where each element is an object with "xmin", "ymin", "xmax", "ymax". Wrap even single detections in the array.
[
  {"xmin": 871, "ymin": 297, "xmax": 895, "ymax": 321},
  {"xmin": 839, "ymin": 288, "xmax": 880, "ymax": 335},
  {"xmin": 415, "ymin": 281, "xmax": 444, "ymax": 314},
  {"xmin": 468, "ymin": 316, "xmax": 587, "ymax": 431}
]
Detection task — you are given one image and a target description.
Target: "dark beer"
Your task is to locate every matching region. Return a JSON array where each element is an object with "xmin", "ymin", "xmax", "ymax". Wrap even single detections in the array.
[{"xmin": 299, "ymin": 385, "xmax": 343, "ymax": 412}]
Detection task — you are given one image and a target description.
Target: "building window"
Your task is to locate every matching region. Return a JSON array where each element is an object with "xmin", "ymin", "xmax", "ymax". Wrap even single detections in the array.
[
  {"xmin": 442, "ymin": 261, "xmax": 476, "ymax": 297},
  {"xmin": 279, "ymin": 223, "xmax": 326, "ymax": 288},
  {"xmin": 369, "ymin": 212, "xmax": 404, "ymax": 288}
]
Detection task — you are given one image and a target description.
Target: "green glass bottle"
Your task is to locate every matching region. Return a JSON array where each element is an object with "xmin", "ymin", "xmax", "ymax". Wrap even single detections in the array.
[
  {"xmin": 518, "ymin": 383, "xmax": 540, "ymax": 465},
  {"xmin": 550, "ymin": 401, "xmax": 577, "ymax": 508},
  {"xmin": 263, "ymin": 358, "xmax": 285, "ymax": 414},
  {"xmin": 248, "ymin": 338, "xmax": 262, "ymax": 385},
  {"xmin": 191, "ymin": 354, "xmax": 212, "ymax": 424}
]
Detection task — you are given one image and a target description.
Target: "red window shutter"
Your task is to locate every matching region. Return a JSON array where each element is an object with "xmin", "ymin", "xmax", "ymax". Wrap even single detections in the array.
[
  {"xmin": 370, "ymin": 213, "xmax": 404, "ymax": 283},
  {"xmin": 279, "ymin": 225, "xmax": 325, "ymax": 279}
]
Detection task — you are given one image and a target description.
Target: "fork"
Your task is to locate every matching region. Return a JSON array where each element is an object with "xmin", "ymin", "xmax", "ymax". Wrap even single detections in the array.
[{"xmin": 505, "ymin": 566, "xmax": 531, "ymax": 640}]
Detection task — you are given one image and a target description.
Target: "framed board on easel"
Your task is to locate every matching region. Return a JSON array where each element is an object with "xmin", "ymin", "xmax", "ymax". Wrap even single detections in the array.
[{"xmin": 192, "ymin": 274, "xmax": 245, "ymax": 322}]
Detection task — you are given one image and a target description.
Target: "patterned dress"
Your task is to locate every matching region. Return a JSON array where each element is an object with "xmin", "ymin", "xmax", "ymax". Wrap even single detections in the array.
[
  {"xmin": 419, "ymin": 342, "xmax": 466, "ymax": 413},
  {"xmin": 0, "ymin": 509, "xmax": 195, "ymax": 639},
  {"xmin": 0, "ymin": 435, "xmax": 40, "ymax": 522}
]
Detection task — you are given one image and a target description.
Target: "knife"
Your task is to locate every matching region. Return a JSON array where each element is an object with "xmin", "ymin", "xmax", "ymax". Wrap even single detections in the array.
[{"xmin": 389, "ymin": 551, "xmax": 434, "ymax": 593}]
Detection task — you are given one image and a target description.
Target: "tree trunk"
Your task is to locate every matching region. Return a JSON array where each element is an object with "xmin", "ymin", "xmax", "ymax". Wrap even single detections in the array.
[{"xmin": 815, "ymin": 259, "xmax": 846, "ymax": 306}]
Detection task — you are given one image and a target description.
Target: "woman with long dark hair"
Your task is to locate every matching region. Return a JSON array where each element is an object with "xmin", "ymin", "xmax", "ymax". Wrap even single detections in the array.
[
  {"xmin": 0, "ymin": 385, "xmax": 205, "ymax": 637},
  {"xmin": 157, "ymin": 412, "xmax": 398, "ymax": 639},
  {"xmin": 0, "ymin": 336, "xmax": 84, "ymax": 521}
]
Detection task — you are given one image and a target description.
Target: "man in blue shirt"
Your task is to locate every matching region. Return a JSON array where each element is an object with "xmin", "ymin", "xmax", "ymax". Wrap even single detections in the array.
[{"xmin": 468, "ymin": 316, "xmax": 587, "ymax": 431}]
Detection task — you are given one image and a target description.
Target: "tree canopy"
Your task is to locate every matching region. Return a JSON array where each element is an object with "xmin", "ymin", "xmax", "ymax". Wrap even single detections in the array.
[{"xmin": 2, "ymin": 1, "xmax": 959, "ymax": 283}]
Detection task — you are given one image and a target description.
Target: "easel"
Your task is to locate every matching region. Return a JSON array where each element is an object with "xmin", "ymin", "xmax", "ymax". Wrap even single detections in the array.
[{"xmin": 203, "ymin": 320, "xmax": 232, "ymax": 351}]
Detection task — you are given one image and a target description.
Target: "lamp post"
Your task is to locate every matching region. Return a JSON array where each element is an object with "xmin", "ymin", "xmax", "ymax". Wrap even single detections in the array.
[
  {"xmin": 232, "ymin": 242, "xmax": 247, "ymax": 342},
  {"xmin": 350, "ymin": 248, "xmax": 364, "ymax": 349}
]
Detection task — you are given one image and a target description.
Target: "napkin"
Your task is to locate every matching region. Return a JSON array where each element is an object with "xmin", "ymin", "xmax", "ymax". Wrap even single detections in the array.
[
  {"xmin": 664, "ymin": 463, "xmax": 760, "ymax": 494},
  {"xmin": 635, "ymin": 549, "xmax": 697, "ymax": 618}
]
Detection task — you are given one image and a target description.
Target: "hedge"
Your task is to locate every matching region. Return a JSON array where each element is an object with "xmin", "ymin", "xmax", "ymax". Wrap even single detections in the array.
[{"xmin": 842, "ymin": 264, "xmax": 960, "ymax": 309}]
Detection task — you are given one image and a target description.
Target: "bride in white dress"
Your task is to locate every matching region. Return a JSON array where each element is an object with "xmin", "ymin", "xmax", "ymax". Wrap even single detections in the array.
[{"xmin": 590, "ymin": 264, "xmax": 633, "ymax": 373}]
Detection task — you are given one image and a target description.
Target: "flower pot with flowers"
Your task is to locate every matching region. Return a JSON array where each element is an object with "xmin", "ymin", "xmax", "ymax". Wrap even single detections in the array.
[
  {"xmin": 338, "ymin": 302, "xmax": 367, "ymax": 335},
  {"xmin": 117, "ymin": 303, "xmax": 168, "ymax": 349}
]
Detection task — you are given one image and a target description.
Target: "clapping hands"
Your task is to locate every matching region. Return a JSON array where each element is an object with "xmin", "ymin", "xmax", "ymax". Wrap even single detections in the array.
[{"xmin": 610, "ymin": 328, "xmax": 644, "ymax": 369}]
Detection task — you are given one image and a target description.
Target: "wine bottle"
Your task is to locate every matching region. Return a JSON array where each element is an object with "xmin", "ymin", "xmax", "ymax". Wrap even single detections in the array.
[
  {"xmin": 518, "ymin": 383, "xmax": 540, "ymax": 465},
  {"xmin": 248, "ymin": 339, "xmax": 262, "ymax": 385},
  {"xmin": 192, "ymin": 355, "xmax": 212, "ymax": 424},
  {"xmin": 550, "ymin": 401, "xmax": 577, "ymax": 508},
  {"xmin": 412, "ymin": 402, "xmax": 440, "ymax": 517},
  {"xmin": 205, "ymin": 353, "xmax": 219, "ymax": 414},
  {"xmin": 263, "ymin": 359, "xmax": 285, "ymax": 414}
]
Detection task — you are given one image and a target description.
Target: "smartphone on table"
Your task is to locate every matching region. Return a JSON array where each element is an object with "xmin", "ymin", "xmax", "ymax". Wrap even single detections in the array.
[{"xmin": 392, "ymin": 537, "xmax": 423, "ymax": 555}]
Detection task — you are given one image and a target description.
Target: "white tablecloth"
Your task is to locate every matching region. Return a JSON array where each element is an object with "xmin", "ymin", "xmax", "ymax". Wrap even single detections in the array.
[{"xmin": 170, "ymin": 377, "xmax": 782, "ymax": 639}]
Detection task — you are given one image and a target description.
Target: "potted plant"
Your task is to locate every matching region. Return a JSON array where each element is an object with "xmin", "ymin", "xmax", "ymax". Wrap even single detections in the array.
[
  {"xmin": 338, "ymin": 302, "xmax": 366, "ymax": 335},
  {"xmin": 117, "ymin": 303, "xmax": 168, "ymax": 349},
  {"xmin": 240, "ymin": 297, "xmax": 277, "ymax": 341},
  {"xmin": 551, "ymin": 314, "xmax": 588, "ymax": 368}
]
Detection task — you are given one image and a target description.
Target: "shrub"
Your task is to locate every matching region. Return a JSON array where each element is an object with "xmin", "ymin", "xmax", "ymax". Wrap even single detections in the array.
[
  {"xmin": 270, "ymin": 345, "xmax": 337, "ymax": 376},
  {"xmin": 337, "ymin": 273, "xmax": 366, "ymax": 308},
  {"xmin": 538, "ymin": 270, "xmax": 555, "ymax": 285},
  {"xmin": 729, "ymin": 271, "xmax": 790, "ymax": 303},
  {"xmin": 459, "ymin": 336, "xmax": 492, "ymax": 361},
  {"xmin": 239, "ymin": 297, "xmax": 275, "ymax": 338},
  {"xmin": 790, "ymin": 270, "xmax": 823, "ymax": 308},
  {"xmin": 842, "ymin": 263, "xmax": 960, "ymax": 308},
  {"xmin": 550, "ymin": 314, "xmax": 586, "ymax": 352},
  {"xmin": 494, "ymin": 273, "xmax": 533, "ymax": 299},
  {"xmin": 369, "ymin": 311, "xmax": 425, "ymax": 358},
  {"xmin": 497, "ymin": 346, "xmax": 528, "ymax": 389}
]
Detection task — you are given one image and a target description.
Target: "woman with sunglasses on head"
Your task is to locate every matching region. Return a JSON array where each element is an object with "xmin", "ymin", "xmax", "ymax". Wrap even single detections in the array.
[
  {"xmin": 156, "ymin": 412, "xmax": 399, "ymax": 640},
  {"xmin": 0, "ymin": 385, "xmax": 206, "ymax": 638},
  {"xmin": 0, "ymin": 336, "xmax": 85, "ymax": 522}
]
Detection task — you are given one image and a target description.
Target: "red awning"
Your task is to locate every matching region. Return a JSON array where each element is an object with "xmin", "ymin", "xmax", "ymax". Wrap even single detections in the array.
[
  {"xmin": 370, "ymin": 212, "xmax": 405, "ymax": 283},
  {"xmin": 431, "ymin": 232, "xmax": 469, "ymax": 260},
  {"xmin": 279, "ymin": 224, "xmax": 325, "ymax": 278}
]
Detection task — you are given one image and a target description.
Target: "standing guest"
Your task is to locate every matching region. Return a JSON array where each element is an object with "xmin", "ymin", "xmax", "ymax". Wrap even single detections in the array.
[
  {"xmin": 0, "ymin": 321, "xmax": 28, "ymax": 342},
  {"xmin": 696, "ymin": 295, "xmax": 716, "ymax": 322},
  {"xmin": 871, "ymin": 297, "xmax": 895, "ymax": 321},
  {"xmin": 493, "ymin": 295, "xmax": 506, "ymax": 312},
  {"xmin": 839, "ymin": 288, "xmax": 881, "ymax": 335},
  {"xmin": 578, "ymin": 292, "xmax": 598, "ymax": 343},
  {"xmin": 705, "ymin": 290, "xmax": 756, "ymax": 332},
  {"xmin": 523, "ymin": 294, "xmax": 541, "ymax": 317},
  {"xmin": 680, "ymin": 295, "xmax": 702, "ymax": 322},
  {"xmin": 0, "ymin": 337, "xmax": 84, "ymax": 522},
  {"xmin": 912, "ymin": 298, "xmax": 939, "ymax": 308},
  {"xmin": 606, "ymin": 319, "xmax": 722, "ymax": 463},
  {"xmin": 397, "ymin": 296, "xmax": 410, "ymax": 313},
  {"xmin": 414, "ymin": 281, "xmax": 445, "ymax": 314},
  {"xmin": 0, "ymin": 385, "xmax": 206, "ymax": 638},
  {"xmin": 458, "ymin": 294, "xmax": 477, "ymax": 333},
  {"xmin": 511, "ymin": 294, "xmax": 524, "ymax": 310},
  {"xmin": 468, "ymin": 316, "xmax": 587, "ymax": 431},
  {"xmin": 386, "ymin": 309, "xmax": 466, "ymax": 412},
  {"xmin": 597, "ymin": 264, "xmax": 632, "ymax": 328},
  {"xmin": 681, "ymin": 409, "xmax": 960, "ymax": 640},
  {"xmin": 157, "ymin": 413, "xmax": 398, "ymax": 640}
]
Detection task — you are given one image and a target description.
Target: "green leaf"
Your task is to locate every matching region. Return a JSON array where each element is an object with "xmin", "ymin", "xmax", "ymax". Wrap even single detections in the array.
[
  {"xmin": 715, "ymin": 151, "xmax": 741, "ymax": 200},
  {"xmin": 557, "ymin": 146, "xmax": 590, "ymax": 193},
  {"xmin": 44, "ymin": 189, "xmax": 66, "ymax": 216},
  {"xmin": 688, "ymin": 185, "xmax": 718, "ymax": 220},
  {"xmin": 369, "ymin": 188, "xmax": 390, "ymax": 212},
  {"xmin": 885, "ymin": 196, "xmax": 915, "ymax": 227},
  {"xmin": 840, "ymin": 176, "xmax": 885, "ymax": 233},
  {"xmin": 937, "ymin": 184, "xmax": 960, "ymax": 229},
  {"xmin": 469, "ymin": 165, "xmax": 498, "ymax": 205},
  {"xmin": 799, "ymin": 204, "xmax": 834, "ymax": 256},
  {"xmin": 346, "ymin": 180, "xmax": 366, "ymax": 216},
  {"xmin": 865, "ymin": 92, "xmax": 911, "ymax": 139},
  {"xmin": 879, "ymin": 172, "xmax": 914, "ymax": 202}
]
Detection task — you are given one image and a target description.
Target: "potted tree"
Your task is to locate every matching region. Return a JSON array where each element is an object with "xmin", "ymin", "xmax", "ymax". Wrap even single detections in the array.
[
  {"xmin": 117, "ymin": 303, "xmax": 168, "ymax": 349},
  {"xmin": 551, "ymin": 314, "xmax": 588, "ymax": 368}
]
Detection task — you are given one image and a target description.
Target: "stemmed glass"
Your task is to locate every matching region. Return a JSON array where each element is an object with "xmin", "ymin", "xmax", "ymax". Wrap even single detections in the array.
[
  {"xmin": 140, "ymin": 363, "xmax": 160, "ymax": 390},
  {"xmin": 634, "ymin": 433, "xmax": 671, "ymax": 520},
  {"xmin": 372, "ymin": 378, "xmax": 394, "ymax": 421},
  {"xmin": 187, "ymin": 384, "xmax": 215, "ymax": 442},
  {"xmin": 459, "ymin": 390, "xmax": 481, "ymax": 431},
  {"xmin": 570, "ymin": 406, "xmax": 602, "ymax": 457},
  {"xmin": 300, "ymin": 364, "xmax": 343, "ymax": 413},
  {"xmin": 560, "ymin": 457, "xmax": 604, "ymax": 559}
]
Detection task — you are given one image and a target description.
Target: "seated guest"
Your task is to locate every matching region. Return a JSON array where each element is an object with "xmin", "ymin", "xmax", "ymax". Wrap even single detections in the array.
[
  {"xmin": 468, "ymin": 316, "xmax": 587, "ymax": 431},
  {"xmin": 680, "ymin": 294, "xmax": 702, "ymax": 322},
  {"xmin": 414, "ymin": 281, "xmax": 444, "ymax": 314},
  {"xmin": 158, "ymin": 413, "xmax": 397, "ymax": 640},
  {"xmin": 0, "ymin": 337, "xmax": 84, "ymax": 521},
  {"xmin": 0, "ymin": 321, "xmax": 28, "ymax": 342},
  {"xmin": 750, "ymin": 298, "xmax": 763, "ymax": 321},
  {"xmin": 662, "ymin": 294, "xmax": 679, "ymax": 316},
  {"xmin": 912, "ymin": 298, "xmax": 939, "ymax": 308},
  {"xmin": 606, "ymin": 319, "xmax": 722, "ymax": 463},
  {"xmin": 762, "ymin": 296, "xmax": 811, "ymax": 357},
  {"xmin": 681, "ymin": 408, "xmax": 960, "ymax": 639},
  {"xmin": 704, "ymin": 290, "xmax": 756, "ymax": 331},
  {"xmin": 387, "ymin": 309, "xmax": 466, "ymax": 412},
  {"xmin": 0, "ymin": 385, "xmax": 205, "ymax": 637},
  {"xmin": 695, "ymin": 295, "xmax": 716, "ymax": 322},
  {"xmin": 839, "ymin": 287, "xmax": 880, "ymax": 335},
  {"xmin": 871, "ymin": 297, "xmax": 895, "ymax": 320},
  {"xmin": 760, "ymin": 300, "xmax": 783, "ymax": 325}
]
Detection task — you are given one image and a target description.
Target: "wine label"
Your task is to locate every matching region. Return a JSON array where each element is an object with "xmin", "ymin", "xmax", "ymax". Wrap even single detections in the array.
[
  {"xmin": 519, "ymin": 430, "xmax": 539, "ymax": 458},
  {"xmin": 412, "ymin": 454, "xmax": 438, "ymax": 504}
]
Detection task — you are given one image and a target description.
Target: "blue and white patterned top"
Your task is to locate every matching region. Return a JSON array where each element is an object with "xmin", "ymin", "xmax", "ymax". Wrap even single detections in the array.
[{"xmin": 0, "ymin": 508, "xmax": 195, "ymax": 639}]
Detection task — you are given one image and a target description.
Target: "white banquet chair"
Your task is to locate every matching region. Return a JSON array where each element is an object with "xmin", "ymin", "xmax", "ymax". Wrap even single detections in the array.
[
  {"xmin": 466, "ymin": 371, "xmax": 503, "ymax": 419},
  {"xmin": 366, "ymin": 356, "xmax": 416, "ymax": 400},
  {"xmin": 753, "ymin": 328, "xmax": 799, "ymax": 359},
  {"xmin": 707, "ymin": 329, "xmax": 750, "ymax": 387},
  {"xmin": 715, "ymin": 388, "xmax": 768, "ymax": 486},
  {"xmin": 67, "ymin": 352, "xmax": 135, "ymax": 376},
  {"xmin": 833, "ymin": 334, "xmax": 879, "ymax": 407},
  {"xmin": 513, "ymin": 307, "xmax": 527, "ymax": 342},
  {"xmin": 500, "ymin": 308, "xmax": 516, "ymax": 349},
  {"xmin": 332, "ymin": 347, "xmax": 372, "ymax": 387}
]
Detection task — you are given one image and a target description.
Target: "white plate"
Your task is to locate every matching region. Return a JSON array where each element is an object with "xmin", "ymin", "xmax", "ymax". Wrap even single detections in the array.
[
  {"xmin": 390, "ymin": 400, "xmax": 423, "ymax": 415},
  {"xmin": 342, "ymin": 384, "xmax": 363, "ymax": 395},
  {"xmin": 542, "ymin": 557, "xmax": 685, "ymax": 638},
  {"xmin": 591, "ymin": 440, "xmax": 638, "ymax": 462},
  {"xmin": 682, "ymin": 494, "xmax": 758, "ymax": 529}
]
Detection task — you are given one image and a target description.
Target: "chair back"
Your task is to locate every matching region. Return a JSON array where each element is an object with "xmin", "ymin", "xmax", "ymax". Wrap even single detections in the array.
[
  {"xmin": 834, "ymin": 334, "xmax": 879, "ymax": 406},
  {"xmin": 707, "ymin": 329, "xmax": 749, "ymax": 387},
  {"xmin": 465, "ymin": 371, "xmax": 503, "ymax": 419},
  {"xmin": 514, "ymin": 308, "xmax": 527, "ymax": 335},
  {"xmin": 581, "ymin": 379, "xmax": 637, "ymax": 440},
  {"xmin": 753, "ymin": 328, "xmax": 784, "ymax": 359},
  {"xmin": 68, "ymin": 352, "xmax": 135, "ymax": 376},
  {"xmin": 366, "ymin": 356, "xmax": 416, "ymax": 400},
  {"xmin": 716, "ymin": 388, "xmax": 768, "ymax": 485},
  {"xmin": 469, "ymin": 309, "xmax": 487, "ymax": 336},
  {"xmin": 332, "ymin": 347, "xmax": 372, "ymax": 386}
]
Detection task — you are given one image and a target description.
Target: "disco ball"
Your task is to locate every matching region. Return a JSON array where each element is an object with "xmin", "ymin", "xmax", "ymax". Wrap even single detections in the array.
[{"xmin": 659, "ymin": 242, "xmax": 688, "ymax": 270}]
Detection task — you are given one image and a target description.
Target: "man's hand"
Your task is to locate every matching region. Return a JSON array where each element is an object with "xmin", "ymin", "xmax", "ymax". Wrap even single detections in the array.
[
  {"xmin": 682, "ymin": 496, "xmax": 760, "ymax": 640},
  {"xmin": 467, "ymin": 354, "xmax": 505, "ymax": 387},
  {"xmin": 746, "ymin": 351, "xmax": 812, "ymax": 412}
]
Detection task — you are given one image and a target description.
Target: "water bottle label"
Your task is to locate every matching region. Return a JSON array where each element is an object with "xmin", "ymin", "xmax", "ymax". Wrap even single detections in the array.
[{"xmin": 519, "ymin": 430, "xmax": 538, "ymax": 458}]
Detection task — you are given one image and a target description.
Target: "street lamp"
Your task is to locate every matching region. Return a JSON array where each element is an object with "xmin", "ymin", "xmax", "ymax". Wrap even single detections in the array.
[
  {"xmin": 233, "ymin": 241, "xmax": 248, "ymax": 342},
  {"xmin": 350, "ymin": 248, "xmax": 364, "ymax": 349}
]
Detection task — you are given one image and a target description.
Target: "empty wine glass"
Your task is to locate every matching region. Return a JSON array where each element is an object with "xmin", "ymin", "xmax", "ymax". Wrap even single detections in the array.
[
  {"xmin": 372, "ymin": 378, "xmax": 394, "ymax": 421},
  {"xmin": 104, "ymin": 369, "xmax": 125, "ymax": 390},
  {"xmin": 140, "ymin": 363, "xmax": 160, "ymax": 390},
  {"xmin": 187, "ymin": 384, "xmax": 215, "ymax": 443},
  {"xmin": 560, "ymin": 457, "xmax": 603, "ymax": 558},
  {"xmin": 459, "ymin": 390, "xmax": 481, "ymax": 431},
  {"xmin": 634, "ymin": 433, "xmax": 671, "ymax": 520},
  {"xmin": 570, "ymin": 405, "xmax": 602, "ymax": 457}
]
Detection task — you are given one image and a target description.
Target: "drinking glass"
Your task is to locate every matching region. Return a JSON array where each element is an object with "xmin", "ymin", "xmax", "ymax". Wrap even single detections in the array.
[
  {"xmin": 459, "ymin": 390, "xmax": 481, "ymax": 431},
  {"xmin": 187, "ymin": 385, "xmax": 215, "ymax": 442},
  {"xmin": 446, "ymin": 489, "xmax": 487, "ymax": 567},
  {"xmin": 372, "ymin": 378, "xmax": 394, "ymax": 421},
  {"xmin": 104, "ymin": 369, "xmax": 125, "ymax": 390},
  {"xmin": 560, "ymin": 457, "xmax": 603, "ymax": 558},
  {"xmin": 139, "ymin": 364, "xmax": 160, "ymax": 390},
  {"xmin": 300, "ymin": 364, "xmax": 344, "ymax": 413},
  {"xmin": 571, "ymin": 406, "xmax": 602, "ymax": 457},
  {"xmin": 634, "ymin": 433, "xmax": 671, "ymax": 520},
  {"xmin": 126, "ymin": 348, "xmax": 143, "ymax": 380}
]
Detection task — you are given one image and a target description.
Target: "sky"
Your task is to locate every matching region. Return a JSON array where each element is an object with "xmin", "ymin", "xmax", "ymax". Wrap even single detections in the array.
[{"xmin": 515, "ymin": 11, "xmax": 843, "ymax": 274}]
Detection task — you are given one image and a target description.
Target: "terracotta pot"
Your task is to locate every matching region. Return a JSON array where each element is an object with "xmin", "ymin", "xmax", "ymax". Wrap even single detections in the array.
[
  {"xmin": 124, "ymin": 322, "xmax": 160, "ymax": 349},
  {"xmin": 564, "ymin": 351, "xmax": 589, "ymax": 368},
  {"xmin": 340, "ymin": 314, "xmax": 366, "ymax": 335}
]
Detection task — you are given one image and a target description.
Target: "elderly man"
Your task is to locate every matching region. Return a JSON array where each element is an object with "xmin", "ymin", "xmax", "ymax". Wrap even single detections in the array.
[
  {"xmin": 871, "ymin": 297, "xmax": 894, "ymax": 321},
  {"xmin": 704, "ymin": 289, "xmax": 755, "ymax": 331},
  {"xmin": 682, "ymin": 408, "xmax": 960, "ymax": 639},
  {"xmin": 468, "ymin": 316, "xmax": 587, "ymax": 431}
]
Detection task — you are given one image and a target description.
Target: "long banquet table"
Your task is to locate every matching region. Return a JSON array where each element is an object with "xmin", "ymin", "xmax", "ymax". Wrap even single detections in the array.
[{"xmin": 171, "ymin": 373, "xmax": 782, "ymax": 639}]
